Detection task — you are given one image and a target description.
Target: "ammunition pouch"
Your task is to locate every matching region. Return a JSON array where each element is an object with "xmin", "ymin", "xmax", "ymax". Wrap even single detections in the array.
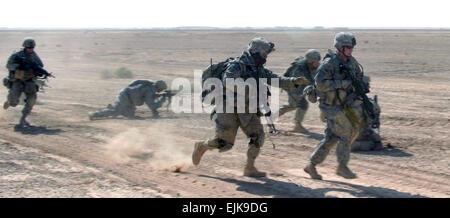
[
  {"xmin": 3, "ymin": 77, "xmax": 11, "ymax": 88},
  {"xmin": 14, "ymin": 70, "xmax": 36, "ymax": 81}
]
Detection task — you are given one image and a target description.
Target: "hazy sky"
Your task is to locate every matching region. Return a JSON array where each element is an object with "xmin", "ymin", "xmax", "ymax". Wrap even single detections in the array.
[{"xmin": 1, "ymin": 0, "xmax": 448, "ymax": 28}]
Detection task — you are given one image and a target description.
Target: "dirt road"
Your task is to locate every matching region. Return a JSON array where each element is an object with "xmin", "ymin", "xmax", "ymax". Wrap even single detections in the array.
[{"xmin": 0, "ymin": 30, "xmax": 448, "ymax": 197}]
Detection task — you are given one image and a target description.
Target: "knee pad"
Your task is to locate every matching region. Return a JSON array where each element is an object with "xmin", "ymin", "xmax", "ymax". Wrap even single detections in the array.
[
  {"xmin": 25, "ymin": 96, "xmax": 37, "ymax": 106},
  {"xmin": 249, "ymin": 133, "xmax": 264, "ymax": 148},
  {"xmin": 217, "ymin": 138, "xmax": 233, "ymax": 152},
  {"xmin": 8, "ymin": 99, "xmax": 19, "ymax": 107}
]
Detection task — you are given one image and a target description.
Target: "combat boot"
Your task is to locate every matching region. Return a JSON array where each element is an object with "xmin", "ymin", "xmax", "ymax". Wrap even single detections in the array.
[
  {"xmin": 3, "ymin": 101, "xmax": 9, "ymax": 110},
  {"xmin": 19, "ymin": 117, "xmax": 31, "ymax": 128},
  {"xmin": 336, "ymin": 164, "xmax": 357, "ymax": 179},
  {"xmin": 292, "ymin": 123, "xmax": 307, "ymax": 133},
  {"xmin": 243, "ymin": 145, "xmax": 266, "ymax": 177},
  {"xmin": 304, "ymin": 163, "xmax": 322, "ymax": 180},
  {"xmin": 192, "ymin": 141, "xmax": 210, "ymax": 166},
  {"xmin": 244, "ymin": 166, "xmax": 267, "ymax": 177}
]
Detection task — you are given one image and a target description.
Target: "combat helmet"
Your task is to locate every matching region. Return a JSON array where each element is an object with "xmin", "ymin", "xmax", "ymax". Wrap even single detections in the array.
[
  {"xmin": 155, "ymin": 80, "xmax": 168, "ymax": 91},
  {"xmin": 248, "ymin": 37, "xmax": 275, "ymax": 54},
  {"xmin": 23, "ymin": 37, "xmax": 36, "ymax": 48},
  {"xmin": 334, "ymin": 32, "xmax": 356, "ymax": 48},
  {"xmin": 305, "ymin": 49, "xmax": 321, "ymax": 63}
]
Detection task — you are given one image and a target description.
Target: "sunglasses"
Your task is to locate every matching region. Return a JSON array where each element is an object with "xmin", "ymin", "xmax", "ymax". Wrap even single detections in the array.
[{"xmin": 343, "ymin": 46, "xmax": 353, "ymax": 49}]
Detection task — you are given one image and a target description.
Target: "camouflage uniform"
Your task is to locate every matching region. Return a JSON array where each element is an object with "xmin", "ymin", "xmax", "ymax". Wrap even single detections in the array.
[
  {"xmin": 193, "ymin": 38, "xmax": 308, "ymax": 177},
  {"xmin": 305, "ymin": 32, "xmax": 365, "ymax": 180},
  {"xmin": 351, "ymin": 96, "xmax": 383, "ymax": 151},
  {"xmin": 279, "ymin": 50, "xmax": 320, "ymax": 131},
  {"xmin": 4, "ymin": 38, "xmax": 43, "ymax": 127},
  {"xmin": 89, "ymin": 80, "xmax": 167, "ymax": 119}
]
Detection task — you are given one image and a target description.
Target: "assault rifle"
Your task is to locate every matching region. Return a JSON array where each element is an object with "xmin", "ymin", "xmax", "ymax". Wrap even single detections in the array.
[
  {"xmin": 156, "ymin": 90, "xmax": 180, "ymax": 111},
  {"xmin": 339, "ymin": 63, "xmax": 380, "ymax": 130},
  {"xmin": 15, "ymin": 56, "xmax": 55, "ymax": 79}
]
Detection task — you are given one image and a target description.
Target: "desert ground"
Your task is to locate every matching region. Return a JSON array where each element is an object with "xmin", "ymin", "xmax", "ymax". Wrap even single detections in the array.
[{"xmin": 0, "ymin": 30, "xmax": 448, "ymax": 198}]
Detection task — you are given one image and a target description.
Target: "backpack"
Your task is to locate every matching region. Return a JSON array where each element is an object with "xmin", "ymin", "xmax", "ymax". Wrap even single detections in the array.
[
  {"xmin": 283, "ymin": 56, "xmax": 304, "ymax": 77},
  {"xmin": 201, "ymin": 57, "xmax": 239, "ymax": 103}
]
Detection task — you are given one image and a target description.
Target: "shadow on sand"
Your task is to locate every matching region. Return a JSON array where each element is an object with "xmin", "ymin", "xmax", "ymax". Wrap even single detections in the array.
[
  {"xmin": 199, "ymin": 174, "xmax": 426, "ymax": 198},
  {"xmin": 299, "ymin": 130, "xmax": 324, "ymax": 141},
  {"xmin": 91, "ymin": 116, "xmax": 179, "ymax": 121},
  {"xmin": 14, "ymin": 125, "xmax": 63, "ymax": 135},
  {"xmin": 353, "ymin": 148, "xmax": 413, "ymax": 157},
  {"xmin": 272, "ymin": 129, "xmax": 324, "ymax": 141}
]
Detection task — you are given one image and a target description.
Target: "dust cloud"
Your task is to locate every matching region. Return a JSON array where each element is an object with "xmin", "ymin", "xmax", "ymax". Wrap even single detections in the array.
[
  {"xmin": 103, "ymin": 125, "xmax": 193, "ymax": 172},
  {"xmin": 0, "ymin": 98, "xmax": 7, "ymax": 122},
  {"xmin": 0, "ymin": 109, "xmax": 6, "ymax": 122}
]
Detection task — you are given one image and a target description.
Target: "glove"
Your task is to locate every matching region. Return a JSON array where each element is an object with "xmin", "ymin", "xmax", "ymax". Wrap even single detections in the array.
[{"xmin": 293, "ymin": 77, "xmax": 309, "ymax": 86}]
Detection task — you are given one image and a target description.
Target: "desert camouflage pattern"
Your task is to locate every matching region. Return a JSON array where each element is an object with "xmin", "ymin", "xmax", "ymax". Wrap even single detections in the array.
[
  {"xmin": 22, "ymin": 38, "xmax": 36, "ymax": 48},
  {"xmin": 247, "ymin": 37, "xmax": 275, "ymax": 54},
  {"xmin": 351, "ymin": 97, "xmax": 383, "ymax": 151},
  {"xmin": 310, "ymin": 50, "xmax": 365, "ymax": 166},
  {"xmin": 89, "ymin": 80, "xmax": 167, "ymax": 119},
  {"xmin": 204, "ymin": 51, "xmax": 302, "ymax": 150},
  {"xmin": 305, "ymin": 49, "xmax": 321, "ymax": 63},
  {"xmin": 194, "ymin": 50, "xmax": 306, "ymax": 177},
  {"xmin": 279, "ymin": 57, "xmax": 317, "ymax": 125},
  {"xmin": 334, "ymin": 32, "xmax": 357, "ymax": 48},
  {"xmin": 4, "ymin": 49, "xmax": 43, "ymax": 125}
]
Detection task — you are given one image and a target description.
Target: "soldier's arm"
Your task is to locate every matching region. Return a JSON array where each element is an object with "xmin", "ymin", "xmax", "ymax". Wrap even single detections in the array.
[
  {"xmin": 314, "ymin": 61, "xmax": 350, "ymax": 92},
  {"xmin": 6, "ymin": 53, "xmax": 19, "ymax": 71},
  {"xmin": 354, "ymin": 60, "xmax": 363, "ymax": 81},
  {"xmin": 32, "ymin": 53, "xmax": 44, "ymax": 68},
  {"xmin": 262, "ymin": 68, "xmax": 308, "ymax": 90},
  {"xmin": 144, "ymin": 89, "xmax": 165, "ymax": 111}
]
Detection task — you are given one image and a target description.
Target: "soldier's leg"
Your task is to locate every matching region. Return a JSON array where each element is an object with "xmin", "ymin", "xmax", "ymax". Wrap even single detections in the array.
[
  {"xmin": 20, "ymin": 81, "xmax": 38, "ymax": 127},
  {"xmin": 241, "ymin": 115, "xmax": 266, "ymax": 177},
  {"xmin": 278, "ymin": 104, "xmax": 296, "ymax": 117},
  {"xmin": 121, "ymin": 105, "xmax": 137, "ymax": 119},
  {"xmin": 351, "ymin": 127, "xmax": 382, "ymax": 151},
  {"xmin": 89, "ymin": 108, "xmax": 119, "ymax": 120},
  {"xmin": 89, "ymin": 93, "xmax": 131, "ymax": 120},
  {"xmin": 310, "ymin": 127, "xmax": 339, "ymax": 165},
  {"xmin": 6, "ymin": 81, "xmax": 24, "ymax": 109},
  {"xmin": 293, "ymin": 98, "xmax": 309, "ymax": 132},
  {"xmin": 192, "ymin": 113, "xmax": 239, "ymax": 166},
  {"xmin": 115, "ymin": 93, "xmax": 137, "ymax": 119},
  {"xmin": 278, "ymin": 95, "xmax": 297, "ymax": 117},
  {"xmin": 333, "ymin": 110, "xmax": 360, "ymax": 179},
  {"xmin": 304, "ymin": 126, "xmax": 339, "ymax": 180}
]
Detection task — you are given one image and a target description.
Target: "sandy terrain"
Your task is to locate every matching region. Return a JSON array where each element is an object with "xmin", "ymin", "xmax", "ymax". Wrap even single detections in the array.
[{"xmin": 0, "ymin": 30, "xmax": 448, "ymax": 198}]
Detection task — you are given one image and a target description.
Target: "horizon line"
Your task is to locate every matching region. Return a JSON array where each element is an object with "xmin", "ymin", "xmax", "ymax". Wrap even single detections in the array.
[{"xmin": 1, "ymin": 26, "xmax": 450, "ymax": 31}]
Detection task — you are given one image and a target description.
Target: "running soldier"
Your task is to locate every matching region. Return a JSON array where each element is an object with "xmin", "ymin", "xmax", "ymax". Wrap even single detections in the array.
[
  {"xmin": 279, "ymin": 49, "xmax": 321, "ymax": 132},
  {"xmin": 3, "ymin": 38, "xmax": 52, "ymax": 128},
  {"xmin": 192, "ymin": 38, "xmax": 309, "ymax": 177},
  {"xmin": 304, "ymin": 32, "xmax": 367, "ymax": 180}
]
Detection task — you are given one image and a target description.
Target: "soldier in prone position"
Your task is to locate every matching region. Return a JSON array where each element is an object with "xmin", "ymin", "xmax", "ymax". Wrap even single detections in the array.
[{"xmin": 89, "ymin": 80, "xmax": 168, "ymax": 120}]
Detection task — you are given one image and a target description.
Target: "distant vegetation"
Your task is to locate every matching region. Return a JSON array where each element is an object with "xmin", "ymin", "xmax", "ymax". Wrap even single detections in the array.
[
  {"xmin": 114, "ymin": 67, "xmax": 134, "ymax": 78},
  {"xmin": 100, "ymin": 67, "xmax": 135, "ymax": 79}
]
